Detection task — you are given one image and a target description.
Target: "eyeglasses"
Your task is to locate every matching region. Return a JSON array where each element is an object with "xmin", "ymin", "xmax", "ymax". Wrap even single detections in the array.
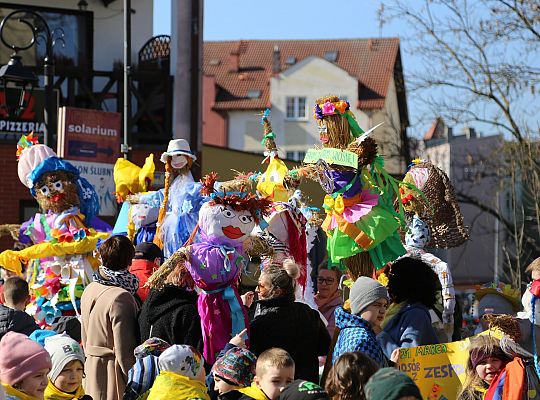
[{"xmin": 317, "ymin": 277, "xmax": 336, "ymax": 285}]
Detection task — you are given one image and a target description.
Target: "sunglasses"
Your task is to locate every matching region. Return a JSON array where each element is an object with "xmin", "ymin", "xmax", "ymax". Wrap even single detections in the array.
[{"xmin": 317, "ymin": 277, "xmax": 336, "ymax": 285}]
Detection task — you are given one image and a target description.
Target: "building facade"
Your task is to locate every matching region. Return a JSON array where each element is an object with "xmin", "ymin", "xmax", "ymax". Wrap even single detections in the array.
[
  {"xmin": 202, "ymin": 38, "xmax": 409, "ymax": 174},
  {"xmin": 422, "ymin": 118, "xmax": 508, "ymax": 285}
]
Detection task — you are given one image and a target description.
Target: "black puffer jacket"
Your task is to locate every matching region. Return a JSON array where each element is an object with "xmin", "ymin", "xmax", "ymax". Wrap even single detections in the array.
[
  {"xmin": 0, "ymin": 304, "xmax": 39, "ymax": 340},
  {"xmin": 138, "ymin": 285, "xmax": 203, "ymax": 352},
  {"xmin": 250, "ymin": 296, "xmax": 331, "ymax": 383}
]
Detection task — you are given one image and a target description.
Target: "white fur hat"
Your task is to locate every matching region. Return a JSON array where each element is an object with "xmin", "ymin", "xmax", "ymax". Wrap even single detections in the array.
[
  {"xmin": 160, "ymin": 139, "xmax": 196, "ymax": 164},
  {"xmin": 18, "ymin": 144, "xmax": 57, "ymax": 188}
]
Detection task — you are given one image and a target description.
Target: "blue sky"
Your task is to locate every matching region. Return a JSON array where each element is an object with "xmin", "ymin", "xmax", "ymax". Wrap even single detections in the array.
[
  {"xmin": 153, "ymin": 0, "xmax": 425, "ymax": 134},
  {"xmin": 154, "ymin": 0, "xmax": 402, "ymax": 40}
]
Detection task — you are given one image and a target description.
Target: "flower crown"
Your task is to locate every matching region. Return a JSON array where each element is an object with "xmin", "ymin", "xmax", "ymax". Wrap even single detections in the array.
[{"xmin": 313, "ymin": 100, "xmax": 350, "ymax": 120}]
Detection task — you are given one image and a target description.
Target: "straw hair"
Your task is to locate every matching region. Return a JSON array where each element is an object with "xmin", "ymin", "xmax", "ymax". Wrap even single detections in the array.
[
  {"xmin": 146, "ymin": 246, "xmax": 191, "ymax": 290},
  {"xmin": 316, "ymin": 95, "xmax": 351, "ymax": 149},
  {"xmin": 153, "ymin": 157, "xmax": 173, "ymax": 249},
  {"xmin": 347, "ymin": 137, "xmax": 378, "ymax": 167},
  {"xmin": 525, "ymin": 257, "xmax": 540, "ymax": 275},
  {"xmin": 344, "ymin": 252, "xmax": 374, "ymax": 281}
]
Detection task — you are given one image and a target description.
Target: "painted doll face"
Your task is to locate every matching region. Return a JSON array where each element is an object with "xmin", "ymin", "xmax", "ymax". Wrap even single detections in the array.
[
  {"xmin": 34, "ymin": 170, "xmax": 79, "ymax": 214},
  {"xmin": 130, "ymin": 203, "xmax": 159, "ymax": 229},
  {"xmin": 171, "ymin": 154, "xmax": 189, "ymax": 169},
  {"xmin": 199, "ymin": 202, "xmax": 256, "ymax": 242}
]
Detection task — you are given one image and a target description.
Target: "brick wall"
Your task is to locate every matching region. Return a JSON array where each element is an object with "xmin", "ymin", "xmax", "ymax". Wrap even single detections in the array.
[{"xmin": 0, "ymin": 143, "xmax": 37, "ymax": 251}]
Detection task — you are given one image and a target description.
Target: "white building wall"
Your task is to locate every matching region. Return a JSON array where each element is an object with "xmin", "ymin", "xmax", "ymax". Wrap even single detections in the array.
[
  {"xmin": 425, "ymin": 135, "xmax": 506, "ymax": 285},
  {"xmin": 228, "ymin": 110, "xmax": 264, "ymax": 153},
  {"xmin": 270, "ymin": 56, "xmax": 362, "ymax": 157},
  {"xmin": 377, "ymin": 75, "xmax": 405, "ymax": 174},
  {"xmin": 5, "ymin": 0, "xmax": 153, "ymax": 71}
]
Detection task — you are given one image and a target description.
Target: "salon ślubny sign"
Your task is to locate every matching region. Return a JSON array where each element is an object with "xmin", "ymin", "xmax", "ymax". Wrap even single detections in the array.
[{"xmin": 0, "ymin": 88, "xmax": 56, "ymax": 141}]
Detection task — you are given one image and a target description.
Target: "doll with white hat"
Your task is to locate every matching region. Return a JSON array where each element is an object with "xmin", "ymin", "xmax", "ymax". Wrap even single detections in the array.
[{"xmin": 136, "ymin": 139, "xmax": 208, "ymax": 258}]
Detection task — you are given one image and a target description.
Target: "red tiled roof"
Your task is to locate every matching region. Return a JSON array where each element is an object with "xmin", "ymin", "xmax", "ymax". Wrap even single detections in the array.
[
  {"xmin": 203, "ymin": 38, "xmax": 400, "ymax": 111},
  {"xmin": 424, "ymin": 117, "xmax": 444, "ymax": 140}
]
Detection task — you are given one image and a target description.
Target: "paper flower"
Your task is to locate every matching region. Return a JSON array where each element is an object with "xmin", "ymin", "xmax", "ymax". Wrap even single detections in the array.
[
  {"xmin": 322, "ymin": 101, "xmax": 336, "ymax": 115},
  {"xmin": 334, "ymin": 100, "xmax": 348, "ymax": 114},
  {"xmin": 313, "ymin": 104, "xmax": 324, "ymax": 120}
]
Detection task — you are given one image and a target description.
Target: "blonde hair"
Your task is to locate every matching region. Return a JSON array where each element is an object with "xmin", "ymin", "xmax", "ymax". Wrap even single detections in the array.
[
  {"xmin": 525, "ymin": 257, "xmax": 540, "ymax": 276},
  {"xmin": 458, "ymin": 335, "xmax": 506, "ymax": 400},
  {"xmin": 256, "ymin": 348, "xmax": 295, "ymax": 377},
  {"xmin": 261, "ymin": 260, "xmax": 299, "ymax": 300}
]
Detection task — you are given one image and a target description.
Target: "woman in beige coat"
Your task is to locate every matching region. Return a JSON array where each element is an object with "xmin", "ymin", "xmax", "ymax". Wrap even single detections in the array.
[{"xmin": 81, "ymin": 235, "xmax": 140, "ymax": 400}]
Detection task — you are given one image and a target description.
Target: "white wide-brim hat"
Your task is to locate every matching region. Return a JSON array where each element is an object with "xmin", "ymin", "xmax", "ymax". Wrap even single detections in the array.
[{"xmin": 160, "ymin": 139, "xmax": 197, "ymax": 164}]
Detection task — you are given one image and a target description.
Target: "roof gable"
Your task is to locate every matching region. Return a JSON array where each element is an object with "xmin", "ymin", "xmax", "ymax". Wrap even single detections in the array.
[
  {"xmin": 203, "ymin": 38, "xmax": 400, "ymax": 111},
  {"xmin": 279, "ymin": 55, "xmax": 354, "ymax": 80}
]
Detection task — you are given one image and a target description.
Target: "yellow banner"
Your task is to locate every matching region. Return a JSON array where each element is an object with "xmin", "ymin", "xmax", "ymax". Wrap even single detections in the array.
[{"xmin": 397, "ymin": 330, "xmax": 501, "ymax": 400}]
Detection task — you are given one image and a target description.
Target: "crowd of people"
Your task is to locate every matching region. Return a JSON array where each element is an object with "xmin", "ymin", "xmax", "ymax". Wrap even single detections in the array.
[
  {"xmin": 0, "ymin": 235, "xmax": 539, "ymax": 399},
  {"xmin": 0, "ymin": 100, "xmax": 538, "ymax": 400}
]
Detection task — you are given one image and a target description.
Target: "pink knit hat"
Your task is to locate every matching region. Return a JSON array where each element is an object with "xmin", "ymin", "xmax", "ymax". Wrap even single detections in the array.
[{"xmin": 0, "ymin": 332, "xmax": 52, "ymax": 385}]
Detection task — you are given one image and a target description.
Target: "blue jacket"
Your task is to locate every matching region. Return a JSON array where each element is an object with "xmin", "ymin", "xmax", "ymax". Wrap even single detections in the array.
[
  {"xmin": 376, "ymin": 302, "xmax": 439, "ymax": 359},
  {"xmin": 332, "ymin": 306, "xmax": 388, "ymax": 366}
]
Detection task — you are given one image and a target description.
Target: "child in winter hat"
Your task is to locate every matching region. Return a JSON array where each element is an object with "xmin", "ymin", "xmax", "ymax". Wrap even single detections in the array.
[
  {"xmin": 147, "ymin": 345, "xmax": 210, "ymax": 400},
  {"xmin": 332, "ymin": 277, "xmax": 390, "ymax": 365},
  {"xmin": 211, "ymin": 347, "xmax": 257, "ymax": 397},
  {"xmin": 43, "ymin": 333, "xmax": 89, "ymax": 400},
  {"xmin": 124, "ymin": 337, "xmax": 171, "ymax": 400},
  {"xmin": 0, "ymin": 331, "xmax": 52, "ymax": 400}
]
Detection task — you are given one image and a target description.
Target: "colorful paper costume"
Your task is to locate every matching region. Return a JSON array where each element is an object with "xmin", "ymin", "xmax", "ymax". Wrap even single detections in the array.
[
  {"xmin": 112, "ymin": 155, "xmax": 158, "ymax": 244},
  {"xmin": 256, "ymin": 109, "xmax": 290, "ymax": 202},
  {"xmin": 148, "ymin": 173, "xmax": 272, "ymax": 364},
  {"xmin": 302, "ymin": 96, "xmax": 407, "ymax": 279},
  {"xmin": 149, "ymin": 139, "xmax": 208, "ymax": 258},
  {"xmin": 0, "ymin": 133, "xmax": 108, "ymax": 325},
  {"xmin": 255, "ymin": 110, "xmax": 311, "ymax": 294},
  {"xmin": 401, "ymin": 160, "xmax": 469, "ymax": 334}
]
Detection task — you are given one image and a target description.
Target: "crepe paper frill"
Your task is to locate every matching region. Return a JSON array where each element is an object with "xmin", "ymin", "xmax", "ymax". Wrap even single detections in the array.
[{"xmin": 320, "ymin": 165, "xmax": 406, "ymax": 270}]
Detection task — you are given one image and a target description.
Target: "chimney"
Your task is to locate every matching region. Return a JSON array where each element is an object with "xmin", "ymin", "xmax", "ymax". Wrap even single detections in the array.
[
  {"xmin": 272, "ymin": 45, "xmax": 281, "ymax": 75},
  {"xmin": 229, "ymin": 49, "xmax": 240, "ymax": 73}
]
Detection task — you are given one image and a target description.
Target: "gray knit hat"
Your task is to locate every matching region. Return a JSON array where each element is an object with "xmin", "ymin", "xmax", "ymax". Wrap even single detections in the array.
[{"xmin": 350, "ymin": 277, "xmax": 389, "ymax": 315}]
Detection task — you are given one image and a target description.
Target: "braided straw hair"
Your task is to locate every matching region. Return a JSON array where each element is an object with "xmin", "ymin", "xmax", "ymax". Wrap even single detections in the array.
[{"xmin": 153, "ymin": 156, "xmax": 194, "ymax": 249}]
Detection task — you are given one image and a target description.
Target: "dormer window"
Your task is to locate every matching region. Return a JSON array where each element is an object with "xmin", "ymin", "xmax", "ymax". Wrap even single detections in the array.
[{"xmin": 247, "ymin": 90, "xmax": 261, "ymax": 99}]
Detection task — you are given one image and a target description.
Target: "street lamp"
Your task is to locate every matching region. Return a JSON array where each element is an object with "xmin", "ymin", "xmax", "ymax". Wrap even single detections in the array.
[
  {"xmin": 0, "ymin": 54, "xmax": 38, "ymax": 118},
  {"xmin": 0, "ymin": 9, "xmax": 58, "ymax": 147}
]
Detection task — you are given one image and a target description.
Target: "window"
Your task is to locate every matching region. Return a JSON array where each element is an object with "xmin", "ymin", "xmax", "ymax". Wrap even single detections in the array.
[
  {"xmin": 285, "ymin": 151, "xmax": 306, "ymax": 162},
  {"xmin": 0, "ymin": 4, "xmax": 93, "ymax": 71},
  {"xmin": 324, "ymin": 51, "xmax": 338, "ymax": 62},
  {"xmin": 286, "ymin": 96, "xmax": 307, "ymax": 120},
  {"xmin": 247, "ymin": 90, "xmax": 261, "ymax": 99},
  {"xmin": 285, "ymin": 56, "xmax": 296, "ymax": 65}
]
